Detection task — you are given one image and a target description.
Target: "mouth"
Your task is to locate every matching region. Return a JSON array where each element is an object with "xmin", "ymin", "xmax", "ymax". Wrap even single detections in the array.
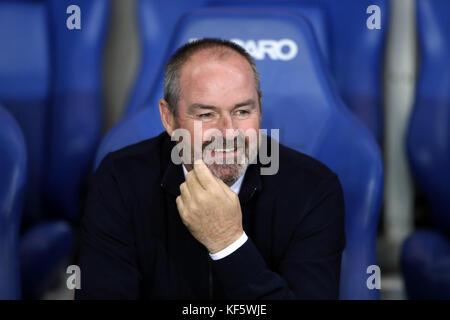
[
  {"xmin": 211, "ymin": 147, "xmax": 238, "ymax": 156},
  {"xmin": 207, "ymin": 146, "xmax": 245, "ymax": 162},
  {"xmin": 213, "ymin": 148, "xmax": 235, "ymax": 153},
  {"xmin": 201, "ymin": 137, "xmax": 248, "ymax": 163}
]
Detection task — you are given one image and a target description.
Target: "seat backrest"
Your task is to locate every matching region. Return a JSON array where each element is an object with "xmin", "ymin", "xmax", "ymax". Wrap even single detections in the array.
[
  {"xmin": 0, "ymin": 1, "xmax": 50, "ymax": 225},
  {"xmin": 45, "ymin": 0, "xmax": 110, "ymax": 221},
  {"xmin": 0, "ymin": 0, "xmax": 110, "ymax": 223},
  {"xmin": 320, "ymin": 0, "xmax": 388, "ymax": 144},
  {"xmin": 211, "ymin": 0, "xmax": 389, "ymax": 143},
  {"xmin": 95, "ymin": 8, "xmax": 383, "ymax": 299},
  {"xmin": 125, "ymin": 0, "xmax": 209, "ymax": 116},
  {"xmin": 124, "ymin": 0, "xmax": 331, "ymax": 116},
  {"xmin": 0, "ymin": 105, "xmax": 27, "ymax": 299},
  {"xmin": 407, "ymin": 0, "xmax": 450, "ymax": 234}
]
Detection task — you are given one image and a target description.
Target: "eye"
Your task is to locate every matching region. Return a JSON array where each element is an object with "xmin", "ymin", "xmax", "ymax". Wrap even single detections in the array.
[
  {"xmin": 198, "ymin": 112, "xmax": 215, "ymax": 121},
  {"xmin": 234, "ymin": 109, "xmax": 251, "ymax": 119}
]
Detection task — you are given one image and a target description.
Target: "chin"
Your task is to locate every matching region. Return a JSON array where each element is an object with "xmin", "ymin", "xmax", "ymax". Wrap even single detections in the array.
[{"xmin": 207, "ymin": 163, "xmax": 246, "ymax": 186}]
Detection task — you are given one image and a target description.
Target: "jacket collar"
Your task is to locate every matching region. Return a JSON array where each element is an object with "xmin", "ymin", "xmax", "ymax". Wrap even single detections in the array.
[{"xmin": 160, "ymin": 134, "xmax": 185, "ymax": 197}]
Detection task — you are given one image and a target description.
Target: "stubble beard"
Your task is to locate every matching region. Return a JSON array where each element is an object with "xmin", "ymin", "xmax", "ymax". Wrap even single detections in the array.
[
  {"xmin": 200, "ymin": 136, "xmax": 257, "ymax": 186},
  {"xmin": 173, "ymin": 118, "xmax": 259, "ymax": 186}
]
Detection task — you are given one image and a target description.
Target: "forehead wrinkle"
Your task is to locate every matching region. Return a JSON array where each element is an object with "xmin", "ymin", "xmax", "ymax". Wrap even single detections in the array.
[{"xmin": 234, "ymin": 99, "xmax": 256, "ymax": 108}]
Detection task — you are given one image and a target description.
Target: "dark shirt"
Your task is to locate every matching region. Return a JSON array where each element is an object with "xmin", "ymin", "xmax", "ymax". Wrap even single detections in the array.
[{"xmin": 75, "ymin": 132, "xmax": 345, "ymax": 300}]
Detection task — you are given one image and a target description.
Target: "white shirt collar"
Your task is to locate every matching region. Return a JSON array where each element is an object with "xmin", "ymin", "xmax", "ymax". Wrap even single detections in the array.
[{"xmin": 182, "ymin": 164, "xmax": 246, "ymax": 195}]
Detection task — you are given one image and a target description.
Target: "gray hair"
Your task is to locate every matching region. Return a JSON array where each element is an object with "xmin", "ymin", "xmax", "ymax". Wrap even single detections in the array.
[{"xmin": 163, "ymin": 38, "xmax": 261, "ymax": 116}]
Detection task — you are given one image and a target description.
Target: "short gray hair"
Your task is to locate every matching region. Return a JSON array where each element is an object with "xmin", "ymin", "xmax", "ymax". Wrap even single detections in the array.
[{"xmin": 163, "ymin": 38, "xmax": 261, "ymax": 116}]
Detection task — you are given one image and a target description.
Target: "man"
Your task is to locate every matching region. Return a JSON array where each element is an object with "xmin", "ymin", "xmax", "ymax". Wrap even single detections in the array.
[{"xmin": 75, "ymin": 38, "xmax": 345, "ymax": 300}]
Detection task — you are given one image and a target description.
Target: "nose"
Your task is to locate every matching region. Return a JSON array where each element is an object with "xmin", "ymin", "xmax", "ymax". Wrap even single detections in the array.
[{"xmin": 218, "ymin": 114, "xmax": 238, "ymax": 140}]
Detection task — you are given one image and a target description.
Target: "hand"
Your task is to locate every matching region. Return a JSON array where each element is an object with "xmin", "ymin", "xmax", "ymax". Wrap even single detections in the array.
[{"xmin": 176, "ymin": 160, "xmax": 244, "ymax": 254}]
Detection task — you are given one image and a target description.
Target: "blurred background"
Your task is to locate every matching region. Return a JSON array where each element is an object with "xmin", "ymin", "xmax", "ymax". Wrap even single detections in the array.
[{"xmin": 0, "ymin": 0, "xmax": 449, "ymax": 300}]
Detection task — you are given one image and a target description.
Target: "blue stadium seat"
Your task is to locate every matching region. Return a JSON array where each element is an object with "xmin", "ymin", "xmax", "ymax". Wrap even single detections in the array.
[
  {"xmin": 211, "ymin": 0, "xmax": 389, "ymax": 143},
  {"xmin": 126, "ymin": 0, "xmax": 388, "ymax": 144},
  {"xmin": 45, "ymin": 0, "xmax": 110, "ymax": 222},
  {"xmin": 125, "ymin": 0, "xmax": 208, "ymax": 116},
  {"xmin": 401, "ymin": 0, "xmax": 450, "ymax": 299},
  {"xmin": 0, "ymin": 0, "xmax": 109, "ymax": 298},
  {"xmin": 406, "ymin": 0, "xmax": 450, "ymax": 234},
  {"xmin": 95, "ymin": 8, "xmax": 383, "ymax": 299},
  {"xmin": 0, "ymin": 0, "xmax": 110, "ymax": 224},
  {"xmin": 125, "ymin": 0, "xmax": 331, "ymax": 116},
  {"xmin": 0, "ymin": 1, "xmax": 50, "ymax": 226},
  {"xmin": 401, "ymin": 230, "xmax": 450, "ymax": 299},
  {"xmin": 0, "ymin": 104, "xmax": 75, "ymax": 299},
  {"xmin": 0, "ymin": 105, "xmax": 27, "ymax": 299},
  {"xmin": 19, "ymin": 220, "xmax": 75, "ymax": 299}
]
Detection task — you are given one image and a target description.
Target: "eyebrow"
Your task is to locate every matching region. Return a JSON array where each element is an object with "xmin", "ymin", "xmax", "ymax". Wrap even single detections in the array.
[
  {"xmin": 233, "ymin": 99, "xmax": 256, "ymax": 109},
  {"xmin": 188, "ymin": 99, "xmax": 256, "ymax": 113}
]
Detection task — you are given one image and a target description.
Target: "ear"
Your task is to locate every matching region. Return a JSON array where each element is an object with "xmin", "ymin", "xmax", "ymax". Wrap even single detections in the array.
[{"xmin": 159, "ymin": 99, "xmax": 176, "ymax": 136}]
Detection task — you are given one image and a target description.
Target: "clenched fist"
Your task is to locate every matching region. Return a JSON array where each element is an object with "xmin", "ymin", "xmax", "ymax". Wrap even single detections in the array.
[{"xmin": 176, "ymin": 160, "xmax": 244, "ymax": 254}]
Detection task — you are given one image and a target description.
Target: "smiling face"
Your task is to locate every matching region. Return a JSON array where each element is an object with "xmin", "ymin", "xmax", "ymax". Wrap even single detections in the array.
[{"xmin": 159, "ymin": 48, "xmax": 262, "ymax": 185}]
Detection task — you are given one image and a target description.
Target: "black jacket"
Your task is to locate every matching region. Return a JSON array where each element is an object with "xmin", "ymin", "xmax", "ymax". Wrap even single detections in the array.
[{"xmin": 75, "ymin": 132, "xmax": 345, "ymax": 300}]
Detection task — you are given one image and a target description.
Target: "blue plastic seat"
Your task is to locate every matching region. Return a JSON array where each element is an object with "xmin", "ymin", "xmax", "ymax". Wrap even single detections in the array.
[
  {"xmin": 0, "ymin": 105, "xmax": 27, "ymax": 299},
  {"xmin": 0, "ymin": 105, "xmax": 75, "ymax": 300},
  {"xmin": 95, "ymin": 8, "xmax": 383, "ymax": 299},
  {"xmin": 0, "ymin": 0, "xmax": 110, "ymax": 224},
  {"xmin": 211, "ymin": 0, "xmax": 389, "ymax": 143},
  {"xmin": 126, "ymin": 0, "xmax": 387, "ymax": 143},
  {"xmin": 45, "ymin": 0, "xmax": 110, "ymax": 222},
  {"xmin": 401, "ymin": 230, "xmax": 450, "ymax": 299},
  {"xmin": 401, "ymin": 0, "xmax": 450, "ymax": 299},
  {"xmin": 125, "ymin": 0, "xmax": 331, "ymax": 116},
  {"xmin": 0, "ymin": 0, "xmax": 109, "ymax": 298},
  {"xmin": 406, "ymin": 0, "xmax": 450, "ymax": 233},
  {"xmin": 0, "ymin": 1, "xmax": 50, "ymax": 226},
  {"xmin": 124, "ymin": 0, "xmax": 208, "ymax": 117}
]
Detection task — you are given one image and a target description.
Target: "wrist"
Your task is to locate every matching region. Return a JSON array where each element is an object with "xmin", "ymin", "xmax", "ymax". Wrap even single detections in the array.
[
  {"xmin": 209, "ymin": 232, "xmax": 248, "ymax": 260},
  {"xmin": 208, "ymin": 229, "xmax": 244, "ymax": 254}
]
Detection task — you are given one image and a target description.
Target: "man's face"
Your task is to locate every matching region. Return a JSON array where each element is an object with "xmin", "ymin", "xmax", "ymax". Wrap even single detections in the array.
[{"xmin": 170, "ymin": 49, "xmax": 261, "ymax": 185}]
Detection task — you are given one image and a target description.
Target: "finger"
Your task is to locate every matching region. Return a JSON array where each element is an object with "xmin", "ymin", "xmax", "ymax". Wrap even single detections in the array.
[
  {"xmin": 176, "ymin": 196, "xmax": 187, "ymax": 219},
  {"xmin": 193, "ymin": 159, "xmax": 219, "ymax": 190},
  {"xmin": 215, "ymin": 177, "xmax": 235, "ymax": 200},
  {"xmin": 185, "ymin": 168, "xmax": 204, "ymax": 197},
  {"xmin": 193, "ymin": 160, "xmax": 235, "ymax": 199},
  {"xmin": 179, "ymin": 182, "xmax": 192, "ymax": 202}
]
